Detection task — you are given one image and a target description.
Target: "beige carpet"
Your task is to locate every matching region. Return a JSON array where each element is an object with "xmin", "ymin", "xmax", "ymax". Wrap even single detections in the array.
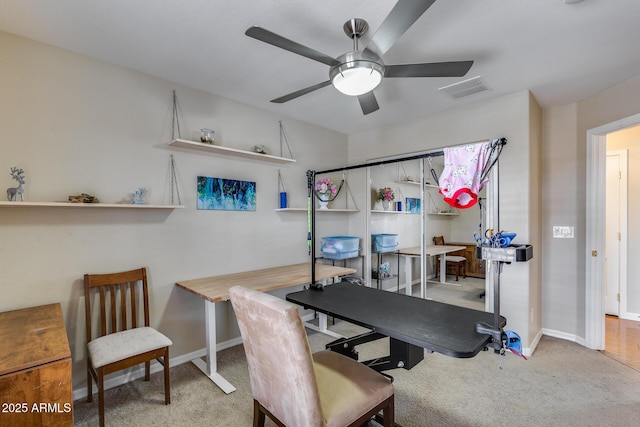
[{"xmin": 73, "ymin": 283, "xmax": 640, "ymax": 426}]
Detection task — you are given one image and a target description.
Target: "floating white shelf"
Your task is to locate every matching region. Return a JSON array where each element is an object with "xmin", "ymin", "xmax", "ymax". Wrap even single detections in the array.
[
  {"xmin": 395, "ymin": 180, "xmax": 439, "ymax": 188},
  {"xmin": 169, "ymin": 139, "xmax": 296, "ymax": 164},
  {"xmin": 427, "ymin": 212, "xmax": 459, "ymax": 216},
  {"xmin": 275, "ymin": 207, "xmax": 359, "ymax": 213},
  {"xmin": 0, "ymin": 201, "xmax": 184, "ymax": 209},
  {"xmin": 371, "ymin": 210, "xmax": 407, "ymax": 214}
]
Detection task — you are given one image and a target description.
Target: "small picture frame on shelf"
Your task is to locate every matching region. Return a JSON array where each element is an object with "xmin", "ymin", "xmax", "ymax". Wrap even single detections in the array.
[{"xmin": 406, "ymin": 197, "xmax": 421, "ymax": 214}]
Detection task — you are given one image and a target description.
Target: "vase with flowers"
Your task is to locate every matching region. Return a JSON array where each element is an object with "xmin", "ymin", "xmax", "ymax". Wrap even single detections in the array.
[
  {"xmin": 377, "ymin": 187, "xmax": 395, "ymax": 211},
  {"xmin": 315, "ymin": 178, "xmax": 337, "ymax": 209}
]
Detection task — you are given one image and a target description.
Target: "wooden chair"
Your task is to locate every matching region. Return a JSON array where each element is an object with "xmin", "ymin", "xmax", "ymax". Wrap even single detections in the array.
[
  {"xmin": 433, "ymin": 236, "xmax": 467, "ymax": 281},
  {"xmin": 229, "ymin": 285, "xmax": 395, "ymax": 427},
  {"xmin": 84, "ymin": 267, "xmax": 172, "ymax": 427}
]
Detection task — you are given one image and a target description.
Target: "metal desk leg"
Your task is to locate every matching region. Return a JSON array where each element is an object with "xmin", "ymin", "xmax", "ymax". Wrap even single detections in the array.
[
  {"xmin": 191, "ymin": 300, "xmax": 236, "ymax": 394},
  {"xmin": 397, "ymin": 252, "xmax": 400, "ymax": 293},
  {"xmin": 403, "ymin": 255, "xmax": 413, "ymax": 296}
]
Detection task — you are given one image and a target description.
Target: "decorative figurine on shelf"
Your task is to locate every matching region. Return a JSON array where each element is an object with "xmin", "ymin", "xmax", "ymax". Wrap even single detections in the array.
[
  {"xmin": 131, "ymin": 188, "xmax": 147, "ymax": 205},
  {"xmin": 253, "ymin": 144, "xmax": 268, "ymax": 154},
  {"xmin": 69, "ymin": 193, "xmax": 99, "ymax": 203},
  {"xmin": 6, "ymin": 167, "xmax": 25, "ymax": 202}
]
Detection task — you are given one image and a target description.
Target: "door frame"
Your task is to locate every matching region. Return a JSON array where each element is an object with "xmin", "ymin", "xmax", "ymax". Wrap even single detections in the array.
[{"xmin": 586, "ymin": 114, "xmax": 637, "ymax": 349}]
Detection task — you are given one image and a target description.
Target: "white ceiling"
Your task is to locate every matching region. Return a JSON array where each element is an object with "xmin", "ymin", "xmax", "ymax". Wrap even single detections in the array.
[{"xmin": 1, "ymin": 0, "xmax": 639, "ymax": 135}]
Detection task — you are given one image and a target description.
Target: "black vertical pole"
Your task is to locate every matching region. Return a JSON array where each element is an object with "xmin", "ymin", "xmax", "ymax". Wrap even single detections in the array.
[{"xmin": 306, "ymin": 170, "xmax": 319, "ymax": 288}]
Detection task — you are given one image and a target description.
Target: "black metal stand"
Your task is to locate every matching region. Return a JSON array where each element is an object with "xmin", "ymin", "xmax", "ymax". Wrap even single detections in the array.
[
  {"xmin": 474, "ymin": 245, "xmax": 534, "ymax": 352},
  {"xmin": 326, "ymin": 330, "xmax": 424, "ymax": 374}
]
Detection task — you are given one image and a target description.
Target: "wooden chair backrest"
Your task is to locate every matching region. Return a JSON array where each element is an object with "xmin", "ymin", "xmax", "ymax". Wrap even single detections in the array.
[
  {"xmin": 84, "ymin": 267, "xmax": 150, "ymax": 343},
  {"xmin": 433, "ymin": 236, "xmax": 445, "ymax": 246}
]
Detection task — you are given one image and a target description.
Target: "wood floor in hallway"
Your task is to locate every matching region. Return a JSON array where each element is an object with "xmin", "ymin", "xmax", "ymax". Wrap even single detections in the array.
[{"xmin": 604, "ymin": 315, "xmax": 640, "ymax": 372}]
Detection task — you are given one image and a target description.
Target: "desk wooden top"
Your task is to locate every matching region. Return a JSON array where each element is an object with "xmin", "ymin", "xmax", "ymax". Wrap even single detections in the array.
[
  {"xmin": 397, "ymin": 245, "xmax": 466, "ymax": 256},
  {"xmin": 175, "ymin": 263, "xmax": 357, "ymax": 303},
  {"xmin": 0, "ymin": 303, "xmax": 70, "ymax": 376}
]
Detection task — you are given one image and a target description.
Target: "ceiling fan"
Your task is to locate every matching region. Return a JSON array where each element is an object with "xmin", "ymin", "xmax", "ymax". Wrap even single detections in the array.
[{"xmin": 245, "ymin": 0, "xmax": 473, "ymax": 115}]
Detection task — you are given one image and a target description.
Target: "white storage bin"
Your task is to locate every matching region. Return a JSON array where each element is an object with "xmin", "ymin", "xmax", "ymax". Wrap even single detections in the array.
[
  {"xmin": 321, "ymin": 236, "xmax": 360, "ymax": 260},
  {"xmin": 372, "ymin": 234, "xmax": 398, "ymax": 253}
]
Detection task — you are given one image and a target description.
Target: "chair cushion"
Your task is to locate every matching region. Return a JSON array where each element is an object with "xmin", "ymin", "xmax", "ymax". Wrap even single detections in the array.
[
  {"xmin": 313, "ymin": 350, "xmax": 394, "ymax": 427},
  {"xmin": 88, "ymin": 327, "xmax": 172, "ymax": 369},
  {"xmin": 446, "ymin": 256, "xmax": 466, "ymax": 263}
]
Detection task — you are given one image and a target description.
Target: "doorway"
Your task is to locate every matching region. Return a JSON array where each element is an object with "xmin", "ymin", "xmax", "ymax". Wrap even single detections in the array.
[
  {"xmin": 586, "ymin": 114, "xmax": 637, "ymax": 349},
  {"xmin": 605, "ymin": 150, "xmax": 627, "ymax": 317}
]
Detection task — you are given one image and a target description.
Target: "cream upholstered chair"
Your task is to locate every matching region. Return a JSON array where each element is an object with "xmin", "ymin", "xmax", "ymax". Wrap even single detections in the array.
[
  {"xmin": 84, "ymin": 267, "xmax": 172, "ymax": 427},
  {"xmin": 229, "ymin": 285, "xmax": 394, "ymax": 427},
  {"xmin": 433, "ymin": 236, "xmax": 467, "ymax": 281}
]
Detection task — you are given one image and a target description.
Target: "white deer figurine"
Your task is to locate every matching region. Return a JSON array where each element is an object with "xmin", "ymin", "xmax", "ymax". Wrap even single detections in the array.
[{"xmin": 6, "ymin": 167, "xmax": 25, "ymax": 202}]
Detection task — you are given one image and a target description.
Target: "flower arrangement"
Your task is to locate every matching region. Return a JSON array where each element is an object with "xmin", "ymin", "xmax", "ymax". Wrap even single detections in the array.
[
  {"xmin": 315, "ymin": 178, "xmax": 337, "ymax": 198},
  {"xmin": 377, "ymin": 187, "xmax": 395, "ymax": 201}
]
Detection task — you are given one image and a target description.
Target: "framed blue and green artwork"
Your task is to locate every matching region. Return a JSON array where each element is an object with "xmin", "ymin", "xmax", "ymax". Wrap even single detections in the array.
[
  {"xmin": 406, "ymin": 197, "xmax": 421, "ymax": 214},
  {"xmin": 197, "ymin": 176, "xmax": 256, "ymax": 211}
]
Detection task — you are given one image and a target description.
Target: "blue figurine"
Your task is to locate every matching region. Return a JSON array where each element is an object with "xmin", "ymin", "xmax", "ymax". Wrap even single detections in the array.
[{"xmin": 132, "ymin": 188, "xmax": 147, "ymax": 205}]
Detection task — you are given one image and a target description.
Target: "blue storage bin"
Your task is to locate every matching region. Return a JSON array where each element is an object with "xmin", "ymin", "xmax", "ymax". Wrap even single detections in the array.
[
  {"xmin": 372, "ymin": 234, "xmax": 398, "ymax": 253},
  {"xmin": 321, "ymin": 236, "xmax": 360, "ymax": 260}
]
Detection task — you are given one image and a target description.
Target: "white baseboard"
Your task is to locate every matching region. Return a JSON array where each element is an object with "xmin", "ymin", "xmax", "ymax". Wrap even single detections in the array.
[
  {"xmin": 523, "ymin": 328, "xmax": 543, "ymax": 357},
  {"xmin": 542, "ymin": 328, "xmax": 586, "ymax": 347},
  {"xmin": 72, "ymin": 337, "xmax": 243, "ymax": 402},
  {"xmin": 621, "ymin": 311, "xmax": 640, "ymax": 321}
]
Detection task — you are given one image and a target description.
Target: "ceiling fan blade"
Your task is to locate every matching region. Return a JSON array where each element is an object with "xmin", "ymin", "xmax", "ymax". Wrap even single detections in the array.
[
  {"xmin": 358, "ymin": 92, "xmax": 380, "ymax": 115},
  {"xmin": 364, "ymin": 0, "xmax": 437, "ymax": 58},
  {"xmin": 271, "ymin": 80, "xmax": 332, "ymax": 103},
  {"xmin": 385, "ymin": 61, "xmax": 474, "ymax": 78},
  {"xmin": 246, "ymin": 26, "xmax": 340, "ymax": 67}
]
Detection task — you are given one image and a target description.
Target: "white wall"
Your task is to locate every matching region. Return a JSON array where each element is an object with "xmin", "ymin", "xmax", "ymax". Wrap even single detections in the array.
[
  {"xmin": 0, "ymin": 31, "xmax": 349, "ymax": 391},
  {"xmin": 347, "ymin": 90, "xmax": 542, "ymax": 349},
  {"xmin": 542, "ymin": 75, "xmax": 640, "ymax": 339}
]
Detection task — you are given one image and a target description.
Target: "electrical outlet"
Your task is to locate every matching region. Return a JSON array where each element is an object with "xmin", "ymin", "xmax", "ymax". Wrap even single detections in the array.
[{"xmin": 553, "ymin": 226, "xmax": 574, "ymax": 238}]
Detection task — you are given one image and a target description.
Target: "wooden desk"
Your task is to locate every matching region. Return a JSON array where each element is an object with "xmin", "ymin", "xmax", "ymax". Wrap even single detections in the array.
[
  {"xmin": 0, "ymin": 303, "xmax": 73, "ymax": 426},
  {"xmin": 449, "ymin": 242, "xmax": 486, "ymax": 278},
  {"xmin": 176, "ymin": 262, "xmax": 356, "ymax": 394},
  {"xmin": 397, "ymin": 245, "xmax": 466, "ymax": 298}
]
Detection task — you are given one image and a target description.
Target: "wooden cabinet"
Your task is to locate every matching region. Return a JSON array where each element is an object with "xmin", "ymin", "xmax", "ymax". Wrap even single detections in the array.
[
  {"xmin": 0, "ymin": 303, "xmax": 73, "ymax": 426},
  {"xmin": 450, "ymin": 242, "xmax": 485, "ymax": 279}
]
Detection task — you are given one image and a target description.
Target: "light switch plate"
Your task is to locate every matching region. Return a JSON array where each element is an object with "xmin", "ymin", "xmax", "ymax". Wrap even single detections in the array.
[{"xmin": 553, "ymin": 226, "xmax": 574, "ymax": 238}]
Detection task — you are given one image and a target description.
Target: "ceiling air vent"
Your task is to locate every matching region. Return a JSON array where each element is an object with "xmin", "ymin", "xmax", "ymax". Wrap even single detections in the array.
[{"xmin": 438, "ymin": 76, "xmax": 489, "ymax": 100}]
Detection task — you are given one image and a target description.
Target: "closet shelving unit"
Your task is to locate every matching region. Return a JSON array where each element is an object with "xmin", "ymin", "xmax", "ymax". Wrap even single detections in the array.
[
  {"xmin": 308, "ymin": 138, "xmax": 530, "ymax": 357},
  {"xmin": 393, "ymin": 177, "xmax": 458, "ymax": 216}
]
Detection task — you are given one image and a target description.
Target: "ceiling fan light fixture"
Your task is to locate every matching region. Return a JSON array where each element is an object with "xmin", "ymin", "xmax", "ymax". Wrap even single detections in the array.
[{"xmin": 330, "ymin": 60, "xmax": 384, "ymax": 96}]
